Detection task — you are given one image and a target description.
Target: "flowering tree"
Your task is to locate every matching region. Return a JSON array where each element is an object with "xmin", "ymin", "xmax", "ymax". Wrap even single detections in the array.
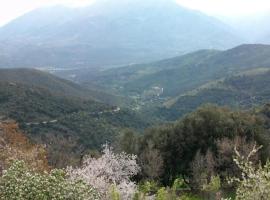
[
  {"xmin": 0, "ymin": 160, "xmax": 100, "ymax": 200},
  {"xmin": 68, "ymin": 145, "xmax": 140, "ymax": 199},
  {"xmin": 228, "ymin": 145, "xmax": 270, "ymax": 200}
]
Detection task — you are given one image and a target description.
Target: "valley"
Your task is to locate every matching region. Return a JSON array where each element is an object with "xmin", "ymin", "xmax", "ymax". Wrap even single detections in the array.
[
  {"xmin": 2, "ymin": 44, "xmax": 270, "ymax": 169},
  {"xmin": 53, "ymin": 44, "xmax": 270, "ymax": 121}
]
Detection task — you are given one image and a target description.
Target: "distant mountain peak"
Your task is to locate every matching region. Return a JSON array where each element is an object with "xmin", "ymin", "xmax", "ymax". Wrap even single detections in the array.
[{"xmin": 0, "ymin": 0, "xmax": 243, "ymax": 69}]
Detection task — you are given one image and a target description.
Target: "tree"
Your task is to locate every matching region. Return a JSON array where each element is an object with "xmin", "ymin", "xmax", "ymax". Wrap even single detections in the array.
[
  {"xmin": 68, "ymin": 145, "xmax": 140, "ymax": 200},
  {"xmin": 216, "ymin": 136, "xmax": 259, "ymax": 180},
  {"xmin": 190, "ymin": 149, "xmax": 215, "ymax": 190},
  {"xmin": 140, "ymin": 141, "xmax": 164, "ymax": 180},
  {"xmin": 0, "ymin": 120, "xmax": 49, "ymax": 174},
  {"xmin": 116, "ymin": 130, "xmax": 139, "ymax": 154},
  {"xmin": 227, "ymin": 144, "xmax": 270, "ymax": 200},
  {"xmin": 137, "ymin": 105, "xmax": 267, "ymax": 184}
]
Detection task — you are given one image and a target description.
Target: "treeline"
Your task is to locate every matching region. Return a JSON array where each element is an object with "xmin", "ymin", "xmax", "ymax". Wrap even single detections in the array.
[
  {"xmin": 117, "ymin": 104, "xmax": 270, "ymax": 190},
  {"xmin": 1, "ymin": 104, "xmax": 270, "ymax": 199}
]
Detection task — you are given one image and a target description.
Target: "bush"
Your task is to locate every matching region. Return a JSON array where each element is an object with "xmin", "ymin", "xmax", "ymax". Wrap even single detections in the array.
[
  {"xmin": 139, "ymin": 180, "xmax": 160, "ymax": 195},
  {"xmin": 202, "ymin": 175, "xmax": 221, "ymax": 192},
  {"xmin": 156, "ymin": 187, "xmax": 168, "ymax": 200},
  {"xmin": 0, "ymin": 160, "xmax": 100, "ymax": 200},
  {"xmin": 172, "ymin": 177, "xmax": 190, "ymax": 191}
]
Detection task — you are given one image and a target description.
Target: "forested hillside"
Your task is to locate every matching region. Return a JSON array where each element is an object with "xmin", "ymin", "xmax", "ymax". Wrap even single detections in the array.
[
  {"xmin": 0, "ymin": 70, "xmax": 150, "ymax": 167},
  {"xmin": 84, "ymin": 44, "xmax": 270, "ymax": 98},
  {"xmin": 163, "ymin": 68, "xmax": 270, "ymax": 120},
  {"xmin": 0, "ymin": 68, "xmax": 130, "ymax": 106}
]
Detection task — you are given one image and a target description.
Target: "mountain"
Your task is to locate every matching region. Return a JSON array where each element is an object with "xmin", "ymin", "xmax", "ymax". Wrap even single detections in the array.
[
  {"xmin": 85, "ymin": 44, "xmax": 270, "ymax": 98},
  {"xmin": 0, "ymin": 0, "xmax": 243, "ymax": 69},
  {"xmin": 0, "ymin": 69, "xmax": 150, "ymax": 167},
  {"xmin": 163, "ymin": 68, "xmax": 270, "ymax": 120},
  {"xmin": 0, "ymin": 68, "xmax": 130, "ymax": 106}
]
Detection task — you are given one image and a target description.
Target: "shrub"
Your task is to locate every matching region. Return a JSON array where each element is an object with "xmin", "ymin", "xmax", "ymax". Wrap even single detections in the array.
[
  {"xmin": 139, "ymin": 180, "xmax": 160, "ymax": 195},
  {"xmin": 156, "ymin": 187, "xmax": 168, "ymax": 200},
  {"xmin": 172, "ymin": 177, "xmax": 190, "ymax": 191},
  {"xmin": 0, "ymin": 160, "xmax": 100, "ymax": 200},
  {"xmin": 202, "ymin": 175, "xmax": 221, "ymax": 192}
]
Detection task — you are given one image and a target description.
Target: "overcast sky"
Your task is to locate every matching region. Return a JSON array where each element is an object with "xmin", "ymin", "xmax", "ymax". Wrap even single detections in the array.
[{"xmin": 1, "ymin": 0, "xmax": 270, "ymax": 26}]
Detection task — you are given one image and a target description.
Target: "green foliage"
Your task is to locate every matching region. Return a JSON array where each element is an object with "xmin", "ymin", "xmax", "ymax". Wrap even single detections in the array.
[
  {"xmin": 166, "ymin": 69, "xmax": 270, "ymax": 120},
  {"xmin": 0, "ymin": 81, "xmax": 150, "ymax": 168},
  {"xmin": 202, "ymin": 176, "xmax": 221, "ymax": 192},
  {"xmin": 90, "ymin": 44, "xmax": 270, "ymax": 99},
  {"xmin": 132, "ymin": 192, "xmax": 146, "ymax": 200},
  {"xmin": 172, "ymin": 178, "xmax": 190, "ymax": 190},
  {"xmin": 130, "ymin": 105, "xmax": 269, "ymax": 184},
  {"xmin": 0, "ymin": 160, "xmax": 100, "ymax": 200},
  {"xmin": 179, "ymin": 194, "xmax": 201, "ymax": 200},
  {"xmin": 139, "ymin": 180, "xmax": 160, "ymax": 195},
  {"xmin": 110, "ymin": 185, "xmax": 121, "ymax": 200},
  {"xmin": 156, "ymin": 187, "xmax": 168, "ymax": 200}
]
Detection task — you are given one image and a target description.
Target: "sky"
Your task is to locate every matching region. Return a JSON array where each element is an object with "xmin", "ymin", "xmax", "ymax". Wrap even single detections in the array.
[
  {"xmin": 0, "ymin": 0, "xmax": 270, "ymax": 26},
  {"xmin": 176, "ymin": 0, "xmax": 270, "ymax": 18}
]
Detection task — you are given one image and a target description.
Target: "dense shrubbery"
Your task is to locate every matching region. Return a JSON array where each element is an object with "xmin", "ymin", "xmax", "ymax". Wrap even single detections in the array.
[
  {"xmin": 118, "ymin": 105, "xmax": 269, "ymax": 185},
  {"xmin": 0, "ymin": 160, "xmax": 100, "ymax": 200}
]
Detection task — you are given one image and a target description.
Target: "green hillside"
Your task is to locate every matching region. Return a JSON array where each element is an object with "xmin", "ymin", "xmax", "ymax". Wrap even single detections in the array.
[
  {"xmin": 162, "ymin": 68, "xmax": 270, "ymax": 120},
  {"xmin": 0, "ymin": 69, "xmax": 150, "ymax": 167},
  {"xmin": 85, "ymin": 44, "xmax": 270, "ymax": 98},
  {"xmin": 77, "ymin": 44, "xmax": 270, "ymax": 121},
  {"xmin": 0, "ymin": 68, "xmax": 131, "ymax": 106}
]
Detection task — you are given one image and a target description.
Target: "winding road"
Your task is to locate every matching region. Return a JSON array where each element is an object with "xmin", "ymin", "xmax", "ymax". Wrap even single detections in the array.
[{"xmin": 25, "ymin": 107, "xmax": 121, "ymax": 126}]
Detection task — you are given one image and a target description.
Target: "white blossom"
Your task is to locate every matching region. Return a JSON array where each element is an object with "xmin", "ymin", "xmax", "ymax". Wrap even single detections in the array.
[{"xmin": 68, "ymin": 144, "xmax": 140, "ymax": 199}]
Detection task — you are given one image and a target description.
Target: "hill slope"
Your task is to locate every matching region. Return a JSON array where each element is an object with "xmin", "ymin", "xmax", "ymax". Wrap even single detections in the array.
[
  {"xmin": 162, "ymin": 68, "xmax": 270, "ymax": 120},
  {"xmin": 0, "ymin": 0, "xmax": 242, "ymax": 68},
  {"xmin": 0, "ymin": 68, "xmax": 130, "ymax": 106},
  {"xmin": 0, "ymin": 69, "xmax": 150, "ymax": 167},
  {"xmin": 85, "ymin": 44, "xmax": 270, "ymax": 97}
]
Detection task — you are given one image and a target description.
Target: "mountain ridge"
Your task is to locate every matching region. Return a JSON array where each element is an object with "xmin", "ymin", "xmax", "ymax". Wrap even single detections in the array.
[
  {"xmin": 83, "ymin": 44, "xmax": 270, "ymax": 97},
  {"xmin": 0, "ymin": 0, "xmax": 243, "ymax": 69}
]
